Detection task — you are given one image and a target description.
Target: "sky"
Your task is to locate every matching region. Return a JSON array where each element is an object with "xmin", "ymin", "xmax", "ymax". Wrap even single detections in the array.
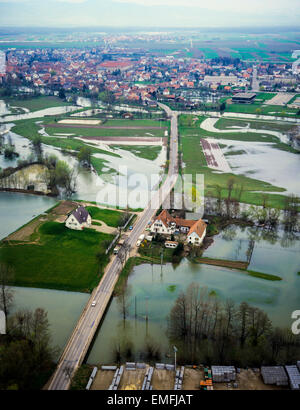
[{"xmin": 0, "ymin": 0, "xmax": 299, "ymax": 28}]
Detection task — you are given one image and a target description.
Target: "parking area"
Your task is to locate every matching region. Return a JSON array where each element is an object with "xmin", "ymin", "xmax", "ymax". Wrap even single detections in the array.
[{"xmin": 264, "ymin": 93, "xmax": 295, "ymax": 105}]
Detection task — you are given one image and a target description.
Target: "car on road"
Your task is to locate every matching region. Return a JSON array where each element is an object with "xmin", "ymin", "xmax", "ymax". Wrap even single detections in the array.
[
  {"xmin": 129, "ymin": 226, "xmax": 133, "ymax": 230},
  {"xmin": 91, "ymin": 300, "xmax": 97, "ymax": 307}
]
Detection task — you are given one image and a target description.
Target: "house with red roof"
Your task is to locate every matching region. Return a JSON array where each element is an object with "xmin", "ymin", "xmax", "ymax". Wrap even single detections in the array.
[{"xmin": 150, "ymin": 210, "xmax": 207, "ymax": 246}]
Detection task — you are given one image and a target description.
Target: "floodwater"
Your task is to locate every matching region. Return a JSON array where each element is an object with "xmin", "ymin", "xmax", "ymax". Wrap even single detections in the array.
[
  {"xmin": 0, "ymin": 100, "xmax": 79, "ymax": 123},
  {"xmin": 10, "ymin": 286, "xmax": 89, "ymax": 360},
  {"xmin": 0, "ymin": 192, "xmax": 57, "ymax": 240},
  {"xmin": 0, "ymin": 124, "xmax": 166, "ymax": 204},
  {"xmin": 86, "ymin": 225, "xmax": 300, "ymax": 364},
  {"xmin": 218, "ymin": 138, "xmax": 300, "ymax": 196}
]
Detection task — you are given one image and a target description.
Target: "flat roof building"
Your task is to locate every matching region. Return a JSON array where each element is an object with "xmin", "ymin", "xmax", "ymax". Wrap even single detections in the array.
[{"xmin": 232, "ymin": 92, "xmax": 256, "ymax": 104}]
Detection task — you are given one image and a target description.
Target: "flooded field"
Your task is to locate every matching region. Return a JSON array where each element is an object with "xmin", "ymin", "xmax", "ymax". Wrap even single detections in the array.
[
  {"xmin": 87, "ymin": 225, "xmax": 300, "ymax": 364},
  {"xmin": 10, "ymin": 286, "xmax": 89, "ymax": 359},
  {"xmin": 0, "ymin": 192, "xmax": 57, "ymax": 240},
  {"xmin": 220, "ymin": 139, "xmax": 300, "ymax": 195}
]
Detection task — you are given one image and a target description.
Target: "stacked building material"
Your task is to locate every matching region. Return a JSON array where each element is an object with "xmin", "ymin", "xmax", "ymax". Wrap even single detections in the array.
[
  {"xmin": 155, "ymin": 363, "xmax": 165, "ymax": 370},
  {"xmin": 285, "ymin": 365, "xmax": 300, "ymax": 390},
  {"xmin": 85, "ymin": 366, "xmax": 98, "ymax": 390},
  {"xmin": 108, "ymin": 366, "xmax": 124, "ymax": 390},
  {"xmin": 125, "ymin": 362, "xmax": 136, "ymax": 371},
  {"xmin": 261, "ymin": 366, "xmax": 288, "ymax": 386},
  {"xmin": 211, "ymin": 366, "xmax": 236, "ymax": 383},
  {"xmin": 141, "ymin": 366, "xmax": 154, "ymax": 390},
  {"xmin": 174, "ymin": 366, "xmax": 185, "ymax": 390}
]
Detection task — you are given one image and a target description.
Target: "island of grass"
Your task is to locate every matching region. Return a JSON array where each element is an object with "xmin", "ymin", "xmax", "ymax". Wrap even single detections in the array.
[
  {"xmin": 4, "ymin": 96, "xmax": 71, "ymax": 112},
  {"xmin": 110, "ymin": 144, "xmax": 162, "ymax": 161},
  {"xmin": 0, "ymin": 221, "xmax": 115, "ymax": 293}
]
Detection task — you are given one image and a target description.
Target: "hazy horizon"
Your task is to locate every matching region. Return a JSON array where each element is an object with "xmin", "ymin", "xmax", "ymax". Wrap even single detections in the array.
[{"xmin": 0, "ymin": 0, "xmax": 299, "ymax": 29}]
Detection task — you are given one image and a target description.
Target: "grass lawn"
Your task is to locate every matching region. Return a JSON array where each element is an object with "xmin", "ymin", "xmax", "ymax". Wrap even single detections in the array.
[
  {"xmin": 255, "ymin": 93, "xmax": 277, "ymax": 102},
  {"xmin": 110, "ymin": 145, "xmax": 162, "ymax": 161},
  {"xmin": 85, "ymin": 206, "xmax": 124, "ymax": 227},
  {"xmin": 0, "ymin": 221, "xmax": 114, "ymax": 292},
  {"xmin": 5, "ymin": 96, "xmax": 71, "ymax": 112},
  {"xmin": 178, "ymin": 114, "xmax": 294, "ymax": 210}
]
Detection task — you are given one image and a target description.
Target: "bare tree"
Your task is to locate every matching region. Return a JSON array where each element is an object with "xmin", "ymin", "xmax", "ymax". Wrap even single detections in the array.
[
  {"xmin": 117, "ymin": 284, "xmax": 132, "ymax": 323},
  {"xmin": 0, "ymin": 263, "xmax": 14, "ymax": 317}
]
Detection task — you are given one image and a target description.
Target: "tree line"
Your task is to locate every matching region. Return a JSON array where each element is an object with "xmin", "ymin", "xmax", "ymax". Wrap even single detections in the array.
[
  {"xmin": 168, "ymin": 283, "xmax": 300, "ymax": 367},
  {"xmin": 0, "ymin": 264, "xmax": 56, "ymax": 390}
]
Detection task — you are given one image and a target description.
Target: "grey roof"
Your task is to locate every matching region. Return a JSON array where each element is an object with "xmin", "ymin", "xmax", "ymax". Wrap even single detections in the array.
[
  {"xmin": 71, "ymin": 206, "xmax": 90, "ymax": 224},
  {"xmin": 232, "ymin": 92, "xmax": 257, "ymax": 99}
]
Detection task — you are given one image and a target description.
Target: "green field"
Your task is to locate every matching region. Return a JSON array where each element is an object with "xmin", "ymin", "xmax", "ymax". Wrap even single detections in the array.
[
  {"xmin": 4, "ymin": 96, "xmax": 71, "ymax": 112},
  {"xmin": 86, "ymin": 206, "xmax": 125, "ymax": 227},
  {"xmin": 179, "ymin": 114, "xmax": 295, "ymax": 209},
  {"xmin": 0, "ymin": 221, "xmax": 114, "ymax": 292}
]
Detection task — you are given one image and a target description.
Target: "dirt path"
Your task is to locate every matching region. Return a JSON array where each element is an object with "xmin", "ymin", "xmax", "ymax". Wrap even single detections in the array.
[{"xmin": 91, "ymin": 220, "xmax": 117, "ymax": 235}]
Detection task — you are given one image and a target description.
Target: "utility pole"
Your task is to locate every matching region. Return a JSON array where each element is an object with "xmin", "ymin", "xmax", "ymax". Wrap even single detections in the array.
[
  {"xmin": 145, "ymin": 296, "xmax": 149, "ymax": 323},
  {"xmin": 173, "ymin": 345, "xmax": 178, "ymax": 372}
]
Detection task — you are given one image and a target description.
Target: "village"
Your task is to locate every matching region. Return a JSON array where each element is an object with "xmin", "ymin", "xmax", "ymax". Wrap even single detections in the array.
[{"xmin": 1, "ymin": 44, "xmax": 300, "ymax": 111}]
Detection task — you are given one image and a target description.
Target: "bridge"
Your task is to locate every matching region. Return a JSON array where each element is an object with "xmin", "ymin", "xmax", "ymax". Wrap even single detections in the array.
[{"xmin": 48, "ymin": 104, "xmax": 178, "ymax": 390}]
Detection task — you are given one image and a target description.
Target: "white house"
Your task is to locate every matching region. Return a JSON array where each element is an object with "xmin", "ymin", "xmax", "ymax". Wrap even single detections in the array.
[
  {"xmin": 65, "ymin": 206, "xmax": 92, "ymax": 230},
  {"xmin": 150, "ymin": 210, "xmax": 207, "ymax": 246},
  {"xmin": 186, "ymin": 219, "xmax": 207, "ymax": 246}
]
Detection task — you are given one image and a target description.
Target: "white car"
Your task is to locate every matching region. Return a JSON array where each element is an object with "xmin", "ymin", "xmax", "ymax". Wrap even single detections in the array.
[{"xmin": 91, "ymin": 300, "xmax": 97, "ymax": 307}]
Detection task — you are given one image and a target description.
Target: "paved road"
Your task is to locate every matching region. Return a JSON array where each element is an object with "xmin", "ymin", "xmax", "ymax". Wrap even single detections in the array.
[
  {"xmin": 48, "ymin": 104, "xmax": 178, "ymax": 390},
  {"xmin": 251, "ymin": 66, "xmax": 260, "ymax": 92}
]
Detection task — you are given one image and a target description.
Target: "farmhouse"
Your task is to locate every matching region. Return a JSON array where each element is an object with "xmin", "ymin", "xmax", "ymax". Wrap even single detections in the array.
[
  {"xmin": 150, "ymin": 210, "xmax": 207, "ymax": 246},
  {"xmin": 65, "ymin": 206, "xmax": 91, "ymax": 230}
]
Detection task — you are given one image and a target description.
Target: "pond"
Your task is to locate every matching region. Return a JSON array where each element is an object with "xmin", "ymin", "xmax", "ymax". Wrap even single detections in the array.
[{"xmin": 86, "ymin": 225, "xmax": 300, "ymax": 364}]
